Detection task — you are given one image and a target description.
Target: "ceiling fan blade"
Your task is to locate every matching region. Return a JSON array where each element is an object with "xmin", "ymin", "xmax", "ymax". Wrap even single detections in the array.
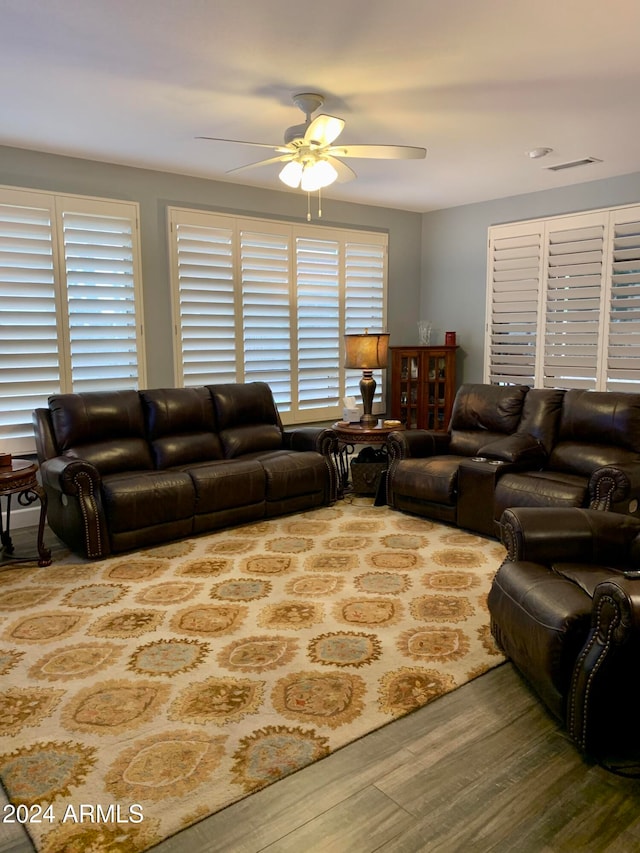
[
  {"xmin": 196, "ymin": 136, "xmax": 291, "ymax": 153},
  {"xmin": 303, "ymin": 115, "xmax": 345, "ymax": 148},
  {"xmin": 327, "ymin": 144, "xmax": 426, "ymax": 160},
  {"xmin": 226, "ymin": 154, "xmax": 293, "ymax": 175},
  {"xmin": 327, "ymin": 156, "xmax": 357, "ymax": 184}
]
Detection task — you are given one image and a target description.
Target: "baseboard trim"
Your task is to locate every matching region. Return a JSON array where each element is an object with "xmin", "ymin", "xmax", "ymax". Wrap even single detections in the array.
[{"xmin": 4, "ymin": 503, "xmax": 41, "ymax": 529}]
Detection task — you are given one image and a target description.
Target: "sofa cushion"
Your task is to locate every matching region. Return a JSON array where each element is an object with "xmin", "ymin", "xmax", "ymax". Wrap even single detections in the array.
[
  {"xmin": 186, "ymin": 458, "xmax": 266, "ymax": 513},
  {"xmin": 449, "ymin": 383, "xmax": 529, "ymax": 434},
  {"xmin": 558, "ymin": 389, "xmax": 640, "ymax": 451},
  {"xmin": 449, "ymin": 430, "xmax": 513, "ymax": 457},
  {"xmin": 390, "ymin": 456, "xmax": 463, "ymax": 506},
  {"xmin": 515, "ymin": 388, "xmax": 565, "ymax": 454},
  {"xmin": 101, "ymin": 470, "xmax": 195, "ymax": 533},
  {"xmin": 48, "ymin": 390, "xmax": 153, "ymax": 475},
  {"xmin": 259, "ymin": 450, "xmax": 329, "ymax": 501},
  {"xmin": 208, "ymin": 382, "xmax": 284, "ymax": 458},
  {"xmin": 549, "ymin": 443, "xmax": 640, "ymax": 477},
  {"xmin": 141, "ymin": 387, "xmax": 223, "ymax": 468},
  {"xmin": 494, "ymin": 470, "xmax": 589, "ymax": 519}
]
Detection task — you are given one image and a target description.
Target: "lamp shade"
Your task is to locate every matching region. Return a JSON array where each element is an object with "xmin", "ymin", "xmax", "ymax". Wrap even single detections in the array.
[{"xmin": 344, "ymin": 331, "xmax": 389, "ymax": 370}]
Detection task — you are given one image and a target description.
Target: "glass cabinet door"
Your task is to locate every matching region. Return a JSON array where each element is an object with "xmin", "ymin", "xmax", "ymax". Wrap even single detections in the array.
[
  {"xmin": 391, "ymin": 346, "xmax": 456, "ymax": 431},
  {"xmin": 398, "ymin": 354, "xmax": 419, "ymax": 427}
]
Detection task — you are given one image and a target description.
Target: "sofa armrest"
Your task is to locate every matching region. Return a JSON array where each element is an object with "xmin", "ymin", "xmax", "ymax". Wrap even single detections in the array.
[
  {"xmin": 499, "ymin": 506, "xmax": 640, "ymax": 564},
  {"xmin": 387, "ymin": 429, "xmax": 451, "ymax": 461},
  {"xmin": 568, "ymin": 576, "xmax": 640, "ymax": 753},
  {"xmin": 40, "ymin": 456, "xmax": 110, "ymax": 558},
  {"xmin": 282, "ymin": 426, "xmax": 337, "ymax": 456},
  {"xmin": 589, "ymin": 462, "xmax": 640, "ymax": 511},
  {"xmin": 40, "ymin": 456, "xmax": 101, "ymax": 494}
]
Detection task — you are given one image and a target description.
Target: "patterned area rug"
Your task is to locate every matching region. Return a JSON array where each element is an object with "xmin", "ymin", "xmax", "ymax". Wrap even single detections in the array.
[{"xmin": 0, "ymin": 498, "xmax": 505, "ymax": 852}]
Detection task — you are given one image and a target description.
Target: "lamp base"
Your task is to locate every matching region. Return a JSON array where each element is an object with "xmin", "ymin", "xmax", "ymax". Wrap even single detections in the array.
[
  {"xmin": 359, "ymin": 371, "xmax": 378, "ymax": 428},
  {"xmin": 359, "ymin": 413, "xmax": 379, "ymax": 428}
]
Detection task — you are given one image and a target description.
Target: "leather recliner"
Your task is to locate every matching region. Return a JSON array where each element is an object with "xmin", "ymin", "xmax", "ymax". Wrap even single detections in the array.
[
  {"xmin": 488, "ymin": 506, "xmax": 640, "ymax": 766},
  {"xmin": 387, "ymin": 384, "xmax": 640, "ymax": 537},
  {"xmin": 386, "ymin": 383, "xmax": 557, "ymax": 531}
]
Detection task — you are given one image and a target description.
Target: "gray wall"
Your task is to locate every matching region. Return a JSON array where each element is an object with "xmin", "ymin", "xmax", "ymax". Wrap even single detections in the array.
[
  {"xmin": 0, "ymin": 145, "xmax": 422, "ymax": 389},
  {"xmin": 421, "ymin": 171, "xmax": 640, "ymax": 384}
]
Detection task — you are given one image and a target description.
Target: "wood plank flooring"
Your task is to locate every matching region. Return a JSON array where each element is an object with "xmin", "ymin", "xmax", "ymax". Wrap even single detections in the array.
[{"xmin": 2, "ymin": 530, "xmax": 640, "ymax": 852}]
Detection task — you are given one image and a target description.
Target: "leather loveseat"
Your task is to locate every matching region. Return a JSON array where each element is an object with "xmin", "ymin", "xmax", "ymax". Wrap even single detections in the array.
[
  {"xmin": 33, "ymin": 382, "xmax": 338, "ymax": 559},
  {"xmin": 387, "ymin": 383, "xmax": 640, "ymax": 537},
  {"xmin": 488, "ymin": 506, "xmax": 640, "ymax": 765}
]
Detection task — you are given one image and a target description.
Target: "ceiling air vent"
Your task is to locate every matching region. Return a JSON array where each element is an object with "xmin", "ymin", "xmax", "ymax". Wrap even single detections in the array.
[{"xmin": 545, "ymin": 157, "xmax": 602, "ymax": 172}]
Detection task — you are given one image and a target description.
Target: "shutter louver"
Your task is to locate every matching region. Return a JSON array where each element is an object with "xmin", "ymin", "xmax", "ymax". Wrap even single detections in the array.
[
  {"xmin": 241, "ymin": 229, "xmax": 292, "ymax": 409},
  {"xmin": 487, "ymin": 228, "xmax": 542, "ymax": 385},
  {"xmin": 0, "ymin": 202, "xmax": 60, "ymax": 452},
  {"xmin": 544, "ymin": 221, "xmax": 605, "ymax": 390},
  {"xmin": 62, "ymin": 211, "xmax": 140, "ymax": 391},
  {"xmin": 173, "ymin": 223, "xmax": 237, "ymax": 385},
  {"xmin": 295, "ymin": 237, "xmax": 340, "ymax": 410},
  {"xmin": 606, "ymin": 216, "xmax": 640, "ymax": 391}
]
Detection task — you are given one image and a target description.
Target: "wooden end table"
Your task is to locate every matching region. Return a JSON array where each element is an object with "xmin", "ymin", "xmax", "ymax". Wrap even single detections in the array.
[
  {"xmin": 332, "ymin": 420, "xmax": 405, "ymax": 497},
  {"xmin": 0, "ymin": 459, "xmax": 52, "ymax": 567}
]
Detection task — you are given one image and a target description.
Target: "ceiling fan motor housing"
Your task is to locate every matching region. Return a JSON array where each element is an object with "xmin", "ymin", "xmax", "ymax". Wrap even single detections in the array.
[
  {"xmin": 284, "ymin": 124, "xmax": 309, "ymax": 145},
  {"xmin": 284, "ymin": 93, "xmax": 326, "ymax": 145}
]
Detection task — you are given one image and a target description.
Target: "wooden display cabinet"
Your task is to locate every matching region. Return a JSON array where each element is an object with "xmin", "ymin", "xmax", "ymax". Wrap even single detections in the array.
[{"xmin": 390, "ymin": 346, "xmax": 457, "ymax": 430}]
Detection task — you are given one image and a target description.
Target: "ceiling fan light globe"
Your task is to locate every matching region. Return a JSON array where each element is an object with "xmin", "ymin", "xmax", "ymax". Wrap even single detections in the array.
[
  {"xmin": 279, "ymin": 160, "xmax": 303, "ymax": 188},
  {"xmin": 300, "ymin": 160, "xmax": 338, "ymax": 191}
]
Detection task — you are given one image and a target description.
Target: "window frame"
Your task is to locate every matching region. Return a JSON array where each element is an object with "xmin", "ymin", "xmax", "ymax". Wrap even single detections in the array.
[
  {"xmin": 485, "ymin": 202, "xmax": 640, "ymax": 392},
  {"xmin": 168, "ymin": 207, "xmax": 388, "ymax": 424},
  {"xmin": 0, "ymin": 185, "xmax": 146, "ymax": 455}
]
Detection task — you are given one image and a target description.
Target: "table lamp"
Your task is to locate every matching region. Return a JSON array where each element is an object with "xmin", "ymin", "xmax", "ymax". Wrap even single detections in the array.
[{"xmin": 344, "ymin": 330, "xmax": 390, "ymax": 427}]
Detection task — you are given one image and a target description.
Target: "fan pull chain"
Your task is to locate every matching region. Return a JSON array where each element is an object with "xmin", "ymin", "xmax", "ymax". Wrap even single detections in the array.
[{"xmin": 305, "ymin": 190, "xmax": 324, "ymax": 221}]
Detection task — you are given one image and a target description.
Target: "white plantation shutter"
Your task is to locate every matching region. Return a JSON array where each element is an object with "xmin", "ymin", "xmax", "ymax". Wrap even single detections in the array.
[
  {"xmin": 344, "ymin": 240, "xmax": 387, "ymax": 403},
  {"xmin": 170, "ymin": 218, "xmax": 237, "ymax": 385},
  {"xmin": 543, "ymin": 216, "xmax": 606, "ymax": 390},
  {"xmin": 0, "ymin": 197, "xmax": 61, "ymax": 451},
  {"xmin": 486, "ymin": 204, "xmax": 640, "ymax": 391},
  {"xmin": 486, "ymin": 225, "xmax": 543, "ymax": 385},
  {"xmin": 295, "ymin": 236, "xmax": 340, "ymax": 412},
  {"xmin": 169, "ymin": 208, "xmax": 387, "ymax": 423},
  {"xmin": 61, "ymin": 206, "xmax": 141, "ymax": 391},
  {"xmin": 606, "ymin": 212, "xmax": 640, "ymax": 391},
  {"xmin": 240, "ymin": 228, "xmax": 292, "ymax": 408},
  {"xmin": 0, "ymin": 188, "xmax": 144, "ymax": 454}
]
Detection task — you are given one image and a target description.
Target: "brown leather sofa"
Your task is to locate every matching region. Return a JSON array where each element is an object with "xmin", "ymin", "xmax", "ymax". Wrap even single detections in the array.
[
  {"xmin": 33, "ymin": 382, "xmax": 338, "ymax": 559},
  {"xmin": 387, "ymin": 383, "xmax": 640, "ymax": 536},
  {"xmin": 489, "ymin": 506, "xmax": 640, "ymax": 766}
]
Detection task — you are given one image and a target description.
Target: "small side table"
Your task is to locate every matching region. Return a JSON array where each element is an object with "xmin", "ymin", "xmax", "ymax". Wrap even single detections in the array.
[
  {"xmin": 0, "ymin": 459, "xmax": 52, "ymax": 567},
  {"xmin": 332, "ymin": 421, "xmax": 405, "ymax": 497}
]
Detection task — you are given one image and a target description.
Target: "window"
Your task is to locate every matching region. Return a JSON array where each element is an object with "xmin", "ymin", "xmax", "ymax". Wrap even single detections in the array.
[
  {"xmin": 0, "ymin": 187, "xmax": 145, "ymax": 454},
  {"xmin": 485, "ymin": 204, "xmax": 640, "ymax": 392},
  {"xmin": 168, "ymin": 209, "xmax": 388, "ymax": 423}
]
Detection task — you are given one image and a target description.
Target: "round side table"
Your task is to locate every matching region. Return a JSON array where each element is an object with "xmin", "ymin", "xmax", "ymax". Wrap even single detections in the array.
[
  {"xmin": 0, "ymin": 459, "xmax": 52, "ymax": 567},
  {"xmin": 332, "ymin": 420, "xmax": 405, "ymax": 496}
]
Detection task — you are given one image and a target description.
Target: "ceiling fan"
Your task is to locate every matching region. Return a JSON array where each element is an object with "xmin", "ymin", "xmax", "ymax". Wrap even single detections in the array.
[{"xmin": 197, "ymin": 92, "xmax": 426, "ymax": 200}]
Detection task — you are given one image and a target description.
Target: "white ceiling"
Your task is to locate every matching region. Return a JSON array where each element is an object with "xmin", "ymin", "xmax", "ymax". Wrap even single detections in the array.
[{"xmin": 3, "ymin": 0, "xmax": 640, "ymax": 213}]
